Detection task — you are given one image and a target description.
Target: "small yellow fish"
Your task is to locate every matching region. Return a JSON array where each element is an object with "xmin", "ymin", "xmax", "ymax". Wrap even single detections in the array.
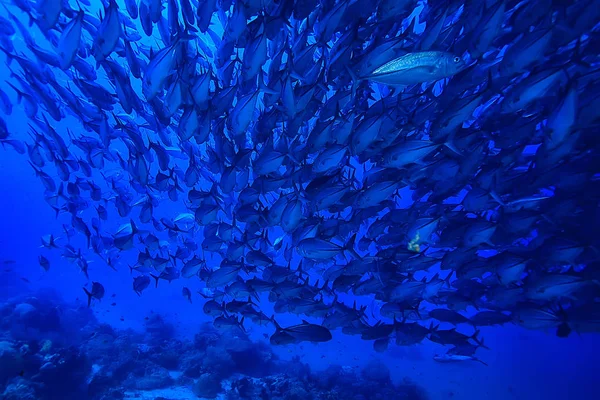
[{"xmin": 408, "ymin": 232, "xmax": 421, "ymax": 253}]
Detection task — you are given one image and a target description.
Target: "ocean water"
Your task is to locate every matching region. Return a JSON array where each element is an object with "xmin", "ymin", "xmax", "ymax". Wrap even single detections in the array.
[{"xmin": 1, "ymin": 1, "xmax": 599, "ymax": 399}]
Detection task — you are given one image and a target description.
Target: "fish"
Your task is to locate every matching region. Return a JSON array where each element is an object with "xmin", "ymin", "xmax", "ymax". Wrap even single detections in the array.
[
  {"xmin": 57, "ymin": 9, "xmax": 84, "ymax": 70},
  {"xmin": 38, "ymin": 255, "xmax": 50, "ymax": 272},
  {"xmin": 181, "ymin": 256, "xmax": 204, "ymax": 278},
  {"xmin": 270, "ymin": 319, "xmax": 332, "ymax": 345},
  {"xmin": 83, "ymin": 282, "xmax": 105, "ymax": 307},
  {"xmin": 297, "ymin": 234, "xmax": 359, "ymax": 260},
  {"xmin": 93, "ymin": 0, "xmax": 122, "ymax": 63},
  {"xmin": 433, "ymin": 353, "xmax": 488, "ymax": 366},
  {"xmin": 363, "ymin": 51, "xmax": 466, "ymax": 85},
  {"xmin": 213, "ymin": 314, "xmax": 246, "ymax": 335},
  {"xmin": 133, "ymin": 275, "xmax": 151, "ymax": 296},
  {"xmin": 469, "ymin": 311, "xmax": 513, "ymax": 327},
  {"xmin": 182, "ymin": 287, "xmax": 192, "ymax": 303},
  {"xmin": 429, "ymin": 309, "xmax": 471, "ymax": 325}
]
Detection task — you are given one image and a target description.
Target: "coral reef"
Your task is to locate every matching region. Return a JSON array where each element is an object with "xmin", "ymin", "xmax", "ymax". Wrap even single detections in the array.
[
  {"xmin": 0, "ymin": 289, "xmax": 428, "ymax": 400},
  {"xmin": 192, "ymin": 372, "xmax": 222, "ymax": 398}
]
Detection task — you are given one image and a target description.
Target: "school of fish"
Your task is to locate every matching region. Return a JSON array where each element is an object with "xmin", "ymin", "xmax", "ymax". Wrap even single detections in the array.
[{"xmin": 1, "ymin": 0, "xmax": 599, "ymax": 361}]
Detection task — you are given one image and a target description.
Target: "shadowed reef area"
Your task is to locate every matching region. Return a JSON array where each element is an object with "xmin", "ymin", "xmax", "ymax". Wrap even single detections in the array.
[{"xmin": 0, "ymin": 288, "xmax": 428, "ymax": 400}]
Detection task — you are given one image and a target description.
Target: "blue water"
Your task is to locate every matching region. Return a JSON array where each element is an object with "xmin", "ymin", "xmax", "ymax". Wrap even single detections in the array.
[{"xmin": 1, "ymin": 0, "xmax": 599, "ymax": 399}]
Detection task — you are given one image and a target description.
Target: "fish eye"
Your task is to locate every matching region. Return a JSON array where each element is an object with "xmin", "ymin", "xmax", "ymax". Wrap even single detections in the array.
[{"xmin": 453, "ymin": 57, "xmax": 461, "ymax": 63}]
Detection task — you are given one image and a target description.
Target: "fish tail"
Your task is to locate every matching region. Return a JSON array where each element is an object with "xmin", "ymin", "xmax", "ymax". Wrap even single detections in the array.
[
  {"xmin": 428, "ymin": 322, "xmax": 439, "ymax": 333},
  {"xmin": 443, "ymin": 272, "xmax": 453, "ymax": 287},
  {"xmin": 471, "ymin": 330, "xmax": 490, "ymax": 349},
  {"xmin": 345, "ymin": 65, "xmax": 359, "ymax": 101},
  {"xmin": 490, "ymin": 191, "xmax": 506, "ymax": 206},
  {"xmin": 150, "ymin": 274, "xmax": 160, "ymax": 288},
  {"xmin": 83, "ymin": 287, "xmax": 92, "ymax": 307},
  {"xmin": 130, "ymin": 219, "xmax": 138, "ymax": 235},
  {"xmin": 251, "ymin": 292, "xmax": 260, "ymax": 303},
  {"xmin": 345, "ymin": 233, "xmax": 362, "ymax": 260},
  {"xmin": 270, "ymin": 315, "xmax": 281, "ymax": 331},
  {"xmin": 443, "ymin": 133, "xmax": 462, "ymax": 156},
  {"xmin": 257, "ymin": 71, "xmax": 278, "ymax": 95},
  {"xmin": 475, "ymin": 357, "xmax": 489, "ymax": 366}
]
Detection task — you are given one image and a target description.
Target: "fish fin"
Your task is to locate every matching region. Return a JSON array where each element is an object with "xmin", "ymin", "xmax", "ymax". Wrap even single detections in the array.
[
  {"xmin": 443, "ymin": 135, "xmax": 462, "ymax": 156},
  {"xmin": 345, "ymin": 65, "xmax": 360, "ymax": 100},
  {"xmin": 471, "ymin": 330, "xmax": 490, "ymax": 349},
  {"xmin": 443, "ymin": 272, "xmax": 453, "ymax": 286},
  {"xmin": 475, "ymin": 358, "xmax": 488, "ymax": 366},
  {"xmin": 490, "ymin": 190, "xmax": 506, "ymax": 206},
  {"xmin": 270, "ymin": 315, "xmax": 282, "ymax": 331},
  {"xmin": 51, "ymin": 206, "xmax": 61, "ymax": 218},
  {"xmin": 239, "ymin": 316, "xmax": 246, "ymax": 332},
  {"xmin": 130, "ymin": 219, "xmax": 139, "ymax": 235},
  {"xmin": 251, "ymin": 291, "xmax": 260, "ymax": 303},
  {"xmin": 257, "ymin": 71, "xmax": 278, "ymax": 95},
  {"xmin": 344, "ymin": 233, "xmax": 362, "ymax": 260},
  {"xmin": 83, "ymin": 287, "xmax": 92, "ymax": 307}
]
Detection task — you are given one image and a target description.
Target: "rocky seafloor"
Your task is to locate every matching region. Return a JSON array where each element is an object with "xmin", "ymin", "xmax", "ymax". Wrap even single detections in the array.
[{"xmin": 0, "ymin": 288, "xmax": 428, "ymax": 400}]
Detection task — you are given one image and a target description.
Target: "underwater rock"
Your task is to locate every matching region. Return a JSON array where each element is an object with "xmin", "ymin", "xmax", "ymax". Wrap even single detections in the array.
[
  {"xmin": 272, "ymin": 355, "xmax": 311, "ymax": 382},
  {"xmin": 13, "ymin": 302, "xmax": 36, "ymax": 318},
  {"xmin": 39, "ymin": 339, "xmax": 53, "ymax": 354},
  {"xmin": 193, "ymin": 324, "xmax": 221, "ymax": 350},
  {"xmin": 154, "ymin": 350, "xmax": 181, "ymax": 370},
  {"xmin": 245, "ymin": 374, "xmax": 314, "ymax": 400},
  {"xmin": 144, "ymin": 314, "xmax": 175, "ymax": 342},
  {"xmin": 0, "ymin": 290, "xmax": 431, "ymax": 400},
  {"xmin": 123, "ymin": 387, "xmax": 198, "ymax": 400},
  {"xmin": 30, "ymin": 346, "xmax": 91, "ymax": 399},
  {"xmin": 0, "ymin": 340, "xmax": 24, "ymax": 385},
  {"xmin": 95, "ymin": 388, "xmax": 126, "ymax": 400},
  {"xmin": 87, "ymin": 369, "xmax": 123, "ymax": 400},
  {"xmin": 203, "ymin": 346, "xmax": 236, "ymax": 380},
  {"xmin": 112, "ymin": 354, "xmax": 144, "ymax": 381},
  {"xmin": 2, "ymin": 291, "xmax": 97, "ymax": 347},
  {"xmin": 192, "ymin": 372, "xmax": 223, "ymax": 398},
  {"xmin": 228, "ymin": 340, "xmax": 277, "ymax": 377},
  {"xmin": 280, "ymin": 381, "xmax": 311, "ymax": 400},
  {"xmin": 360, "ymin": 360, "xmax": 390, "ymax": 383},
  {"xmin": 314, "ymin": 364, "xmax": 344, "ymax": 389},
  {"xmin": 228, "ymin": 376, "xmax": 270, "ymax": 399},
  {"xmin": 181, "ymin": 354, "xmax": 205, "ymax": 378},
  {"xmin": 83, "ymin": 332, "xmax": 118, "ymax": 361},
  {"xmin": 150, "ymin": 340, "xmax": 186, "ymax": 370},
  {"xmin": 12, "ymin": 301, "xmax": 61, "ymax": 336},
  {"xmin": 1, "ymin": 378, "xmax": 37, "ymax": 400},
  {"xmin": 127, "ymin": 365, "xmax": 173, "ymax": 390}
]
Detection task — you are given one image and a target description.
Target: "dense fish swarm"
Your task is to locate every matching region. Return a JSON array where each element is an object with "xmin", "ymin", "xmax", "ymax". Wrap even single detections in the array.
[{"xmin": 1, "ymin": 0, "xmax": 600, "ymax": 361}]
